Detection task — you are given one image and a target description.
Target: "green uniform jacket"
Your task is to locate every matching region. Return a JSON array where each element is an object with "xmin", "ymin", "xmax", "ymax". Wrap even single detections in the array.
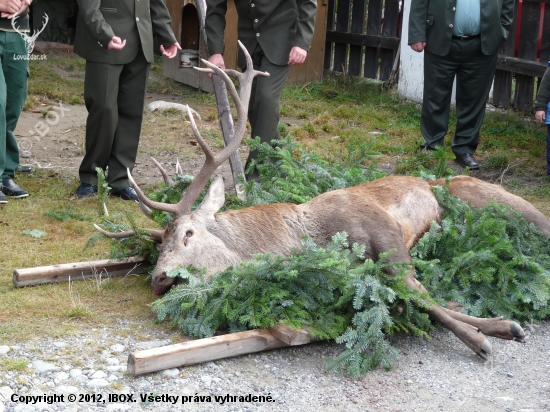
[
  {"xmin": 535, "ymin": 67, "xmax": 550, "ymax": 111},
  {"xmin": 408, "ymin": 0, "xmax": 514, "ymax": 56},
  {"xmin": 206, "ymin": 0, "xmax": 317, "ymax": 67},
  {"xmin": 74, "ymin": 0, "xmax": 176, "ymax": 64}
]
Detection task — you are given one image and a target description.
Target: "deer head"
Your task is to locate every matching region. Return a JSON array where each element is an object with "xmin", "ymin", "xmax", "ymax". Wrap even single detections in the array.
[
  {"xmin": 11, "ymin": 13, "xmax": 49, "ymax": 55},
  {"xmin": 97, "ymin": 41, "xmax": 269, "ymax": 294}
]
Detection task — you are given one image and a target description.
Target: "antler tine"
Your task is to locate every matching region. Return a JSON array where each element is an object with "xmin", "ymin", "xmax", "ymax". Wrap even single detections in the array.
[
  {"xmin": 138, "ymin": 199, "xmax": 155, "ymax": 220},
  {"xmin": 174, "ymin": 41, "xmax": 268, "ymax": 215},
  {"xmin": 151, "ymin": 157, "xmax": 175, "ymax": 186},
  {"xmin": 94, "ymin": 224, "xmax": 164, "ymax": 243},
  {"xmin": 127, "ymin": 168, "xmax": 179, "ymax": 215}
]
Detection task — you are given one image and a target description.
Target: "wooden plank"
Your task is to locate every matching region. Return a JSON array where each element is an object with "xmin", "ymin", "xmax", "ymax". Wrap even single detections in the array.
[
  {"xmin": 349, "ymin": 0, "xmax": 367, "ymax": 76},
  {"xmin": 325, "ymin": 31, "xmax": 400, "ymax": 49},
  {"xmin": 127, "ymin": 329, "xmax": 290, "ymax": 375},
  {"xmin": 13, "ymin": 257, "xmax": 150, "ymax": 287},
  {"xmin": 492, "ymin": 0, "xmax": 518, "ymax": 107},
  {"xmin": 496, "ymin": 55, "xmax": 547, "ymax": 77},
  {"xmin": 514, "ymin": 0, "xmax": 541, "ymax": 111},
  {"xmin": 379, "ymin": 0, "xmax": 400, "ymax": 80},
  {"xmin": 333, "ymin": 0, "xmax": 351, "ymax": 72},
  {"xmin": 324, "ymin": 0, "xmax": 336, "ymax": 70},
  {"xmin": 364, "ymin": 0, "xmax": 383, "ymax": 78},
  {"xmin": 268, "ymin": 324, "xmax": 319, "ymax": 346},
  {"xmin": 539, "ymin": 5, "xmax": 550, "ymax": 63}
]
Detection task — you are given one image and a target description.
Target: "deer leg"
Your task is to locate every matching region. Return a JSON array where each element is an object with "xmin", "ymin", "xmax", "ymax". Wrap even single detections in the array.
[
  {"xmin": 441, "ymin": 308, "xmax": 525, "ymax": 342},
  {"xmin": 403, "ymin": 274, "xmax": 492, "ymax": 359}
]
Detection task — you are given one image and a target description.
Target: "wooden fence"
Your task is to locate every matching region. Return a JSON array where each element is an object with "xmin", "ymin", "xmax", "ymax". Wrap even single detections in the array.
[
  {"xmin": 324, "ymin": 0, "xmax": 402, "ymax": 81},
  {"xmin": 494, "ymin": 0, "xmax": 550, "ymax": 110},
  {"xmin": 324, "ymin": 0, "xmax": 550, "ymax": 111}
]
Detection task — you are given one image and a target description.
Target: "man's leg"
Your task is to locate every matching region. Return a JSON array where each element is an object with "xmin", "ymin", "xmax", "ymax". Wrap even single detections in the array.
[
  {"xmin": 78, "ymin": 61, "xmax": 123, "ymax": 188},
  {"xmin": 453, "ymin": 37, "xmax": 498, "ymax": 155},
  {"xmin": 2, "ymin": 32, "xmax": 28, "ymax": 179},
  {"xmin": 245, "ymin": 44, "xmax": 291, "ymax": 172},
  {"xmin": 421, "ymin": 50, "xmax": 459, "ymax": 149},
  {"xmin": 106, "ymin": 51, "xmax": 149, "ymax": 192}
]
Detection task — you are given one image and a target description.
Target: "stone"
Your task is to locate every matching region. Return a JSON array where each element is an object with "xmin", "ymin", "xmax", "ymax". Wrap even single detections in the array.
[
  {"xmin": 91, "ymin": 370, "xmax": 107, "ymax": 379},
  {"xmin": 87, "ymin": 378, "xmax": 109, "ymax": 388},
  {"xmin": 32, "ymin": 360, "xmax": 60, "ymax": 374},
  {"xmin": 110, "ymin": 344, "xmax": 125, "ymax": 353},
  {"xmin": 0, "ymin": 347, "xmax": 10, "ymax": 355}
]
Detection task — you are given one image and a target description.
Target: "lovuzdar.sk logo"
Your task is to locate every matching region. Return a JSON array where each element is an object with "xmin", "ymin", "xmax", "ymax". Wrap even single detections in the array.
[{"xmin": 11, "ymin": 13, "xmax": 48, "ymax": 60}]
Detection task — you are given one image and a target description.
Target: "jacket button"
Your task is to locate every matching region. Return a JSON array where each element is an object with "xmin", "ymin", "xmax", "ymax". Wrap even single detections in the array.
[
  {"xmin": 452, "ymin": 7, "xmax": 456, "ymax": 11},
  {"xmin": 254, "ymin": 19, "xmax": 258, "ymax": 23},
  {"xmin": 136, "ymin": 17, "xmax": 139, "ymax": 22},
  {"xmin": 251, "ymin": 3, "xmax": 255, "ymax": 6},
  {"xmin": 449, "ymin": 24, "xmax": 453, "ymax": 28},
  {"xmin": 256, "ymin": 33, "xmax": 260, "ymax": 37}
]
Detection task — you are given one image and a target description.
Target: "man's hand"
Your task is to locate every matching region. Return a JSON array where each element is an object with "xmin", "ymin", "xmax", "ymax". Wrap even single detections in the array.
[
  {"xmin": 536, "ymin": 110, "xmax": 546, "ymax": 123},
  {"xmin": 207, "ymin": 54, "xmax": 225, "ymax": 78},
  {"xmin": 410, "ymin": 42, "xmax": 426, "ymax": 53},
  {"xmin": 0, "ymin": 0, "xmax": 24, "ymax": 19},
  {"xmin": 288, "ymin": 46, "xmax": 307, "ymax": 66},
  {"xmin": 107, "ymin": 36, "xmax": 126, "ymax": 50},
  {"xmin": 160, "ymin": 42, "xmax": 181, "ymax": 59}
]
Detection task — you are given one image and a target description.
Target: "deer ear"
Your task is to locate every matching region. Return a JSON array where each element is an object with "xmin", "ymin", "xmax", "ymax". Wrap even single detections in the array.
[{"xmin": 196, "ymin": 175, "xmax": 225, "ymax": 215}]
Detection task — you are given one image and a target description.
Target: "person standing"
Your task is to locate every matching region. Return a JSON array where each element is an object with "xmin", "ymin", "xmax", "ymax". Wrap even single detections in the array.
[
  {"xmin": 0, "ymin": 0, "xmax": 31, "ymax": 204},
  {"xmin": 534, "ymin": 64, "xmax": 550, "ymax": 176},
  {"xmin": 408, "ymin": 0, "xmax": 514, "ymax": 170},
  {"xmin": 205, "ymin": 0, "xmax": 317, "ymax": 178},
  {"xmin": 74, "ymin": 0, "xmax": 180, "ymax": 200}
]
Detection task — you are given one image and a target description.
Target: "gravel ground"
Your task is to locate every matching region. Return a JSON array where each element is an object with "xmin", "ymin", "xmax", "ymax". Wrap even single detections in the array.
[{"xmin": 1, "ymin": 319, "xmax": 549, "ymax": 412}]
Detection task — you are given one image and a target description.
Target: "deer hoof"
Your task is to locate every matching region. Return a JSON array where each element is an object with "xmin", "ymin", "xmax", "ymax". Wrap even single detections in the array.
[
  {"xmin": 477, "ymin": 339, "xmax": 492, "ymax": 361},
  {"xmin": 510, "ymin": 322, "xmax": 526, "ymax": 342}
]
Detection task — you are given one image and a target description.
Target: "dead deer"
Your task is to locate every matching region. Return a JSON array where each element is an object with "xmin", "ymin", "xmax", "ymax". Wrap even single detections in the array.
[{"xmin": 97, "ymin": 42, "xmax": 550, "ymax": 360}]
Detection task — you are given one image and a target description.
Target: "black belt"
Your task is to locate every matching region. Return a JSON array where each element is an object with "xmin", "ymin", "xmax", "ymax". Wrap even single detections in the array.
[{"xmin": 452, "ymin": 34, "xmax": 480, "ymax": 40}]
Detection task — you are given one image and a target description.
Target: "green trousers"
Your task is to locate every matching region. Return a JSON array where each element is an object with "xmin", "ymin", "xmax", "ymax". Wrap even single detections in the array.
[
  {"xmin": 79, "ymin": 51, "xmax": 149, "ymax": 192},
  {"xmin": 421, "ymin": 37, "xmax": 498, "ymax": 155},
  {"xmin": 0, "ymin": 31, "xmax": 28, "ymax": 179},
  {"xmin": 245, "ymin": 43, "xmax": 291, "ymax": 166}
]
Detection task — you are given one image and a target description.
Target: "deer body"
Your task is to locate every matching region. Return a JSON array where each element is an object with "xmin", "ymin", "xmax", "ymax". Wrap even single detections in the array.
[
  {"xmin": 98, "ymin": 42, "xmax": 549, "ymax": 360},
  {"xmin": 153, "ymin": 175, "xmax": 550, "ymax": 295}
]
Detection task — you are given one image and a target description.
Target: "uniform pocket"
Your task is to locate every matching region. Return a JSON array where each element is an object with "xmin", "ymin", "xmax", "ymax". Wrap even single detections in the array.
[{"xmin": 271, "ymin": 8, "xmax": 293, "ymax": 21}]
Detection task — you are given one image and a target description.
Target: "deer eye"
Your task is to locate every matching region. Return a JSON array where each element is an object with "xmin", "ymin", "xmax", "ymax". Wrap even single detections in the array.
[{"xmin": 183, "ymin": 230, "xmax": 193, "ymax": 246}]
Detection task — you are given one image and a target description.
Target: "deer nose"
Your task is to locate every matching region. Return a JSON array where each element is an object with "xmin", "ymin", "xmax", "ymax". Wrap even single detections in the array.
[{"xmin": 157, "ymin": 272, "xmax": 167, "ymax": 284}]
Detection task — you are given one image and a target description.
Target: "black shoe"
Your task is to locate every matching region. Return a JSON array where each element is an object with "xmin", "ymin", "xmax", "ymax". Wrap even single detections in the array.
[
  {"xmin": 454, "ymin": 153, "xmax": 479, "ymax": 170},
  {"xmin": 111, "ymin": 187, "xmax": 139, "ymax": 201},
  {"xmin": 0, "ymin": 190, "xmax": 7, "ymax": 204},
  {"xmin": 1, "ymin": 178, "xmax": 29, "ymax": 198},
  {"xmin": 17, "ymin": 166, "xmax": 33, "ymax": 173},
  {"xmin": 76, "ymin": 183, "xmax": 97, "ymax": 199}
]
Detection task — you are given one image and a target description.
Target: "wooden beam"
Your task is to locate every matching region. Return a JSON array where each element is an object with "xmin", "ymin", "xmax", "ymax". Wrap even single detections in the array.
[
  {"xmin": 127, "ymin": 329, "xmax": 291, "ymax": 375},
  {"xmin": 268, "ymin": 324, "xmax": 319, "ymax": 346},
  {"xmin": 496, "ymin": 55, "xmax": 547, "ymax": 78},
  {"xmin": 13, "ymin": 257, "xmax": 150, "ymax": 287},
  {"xmin": 325, "ymin": 31, "xmax": 400, "ymax": 50}
]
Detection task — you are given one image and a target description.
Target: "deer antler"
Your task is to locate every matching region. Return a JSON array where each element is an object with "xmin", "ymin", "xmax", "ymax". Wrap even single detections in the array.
[
  {"xmin": 94, "ymin": 224, "xmax": 164, "ymax": 243},
  {"xmin": 129, "ymin": 40, "xmax": 269, "ymax": 216},
  {"xmin": 174, "ymin": 40, "xmax": 269, "ymax": 215}
]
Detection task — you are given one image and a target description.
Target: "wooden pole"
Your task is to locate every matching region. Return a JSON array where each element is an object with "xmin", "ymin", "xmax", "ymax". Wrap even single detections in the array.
[
  {"xmin": 128, "ymin": 329, "xmax": 287, "ymax": 375},
  {"xmin": 13, "ymin": 257, "xmax": 150, "ymax": 287},
  {"xmin": 127, "ymin": 325, "xmax": 317, "ymax": 375},
  {"xmin": 195, "ymin": 0, "xmax": 246, "ymax": 190}
]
